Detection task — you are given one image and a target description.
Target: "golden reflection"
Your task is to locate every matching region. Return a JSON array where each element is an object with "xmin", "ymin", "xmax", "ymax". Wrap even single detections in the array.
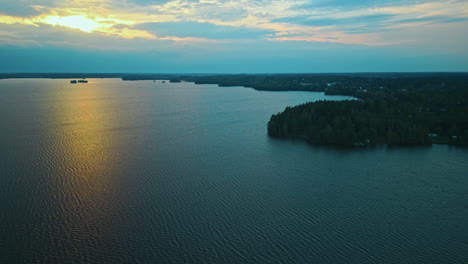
[
  {"xmin": 48, "ymin": 80, "xmax": 118, "ymax": 259},
  {"xmin": 52, "ymin": 80, "xmax": 114, "ymax": 198}
]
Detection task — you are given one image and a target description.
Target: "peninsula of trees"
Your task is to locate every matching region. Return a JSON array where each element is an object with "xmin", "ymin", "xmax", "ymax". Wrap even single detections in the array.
[{"xmin": 266, "ymin": 74, "xmax": 468, "ymax": 147}]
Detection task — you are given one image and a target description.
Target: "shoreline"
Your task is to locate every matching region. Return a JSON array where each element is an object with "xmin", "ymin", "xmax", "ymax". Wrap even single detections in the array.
[{"xmin": 2, "ymin": 74, "xmax": 467, "ymax": 147}]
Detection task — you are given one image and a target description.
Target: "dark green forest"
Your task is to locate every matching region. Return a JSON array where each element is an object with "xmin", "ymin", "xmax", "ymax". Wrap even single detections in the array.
[{"xmin": 266, "ymin": 75, "xmax": 468, "ymax": 146}]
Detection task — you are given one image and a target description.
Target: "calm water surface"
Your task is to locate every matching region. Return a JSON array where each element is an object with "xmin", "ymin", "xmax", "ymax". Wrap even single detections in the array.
[{"xmin": 0, "ymin": 79, "xmax": 467, "ymax": 263}]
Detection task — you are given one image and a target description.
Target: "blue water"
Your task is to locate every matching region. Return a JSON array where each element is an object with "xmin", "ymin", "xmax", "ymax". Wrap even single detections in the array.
[{"xmin": 0, "ymin": 79, "xmax": 467, "ymax": 263}]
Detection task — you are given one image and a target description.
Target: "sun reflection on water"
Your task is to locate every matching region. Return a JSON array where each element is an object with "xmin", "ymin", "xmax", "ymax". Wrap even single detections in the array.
[{"xmin": 47, "ymin": 80, "xmax": 119, "ymax": 261}]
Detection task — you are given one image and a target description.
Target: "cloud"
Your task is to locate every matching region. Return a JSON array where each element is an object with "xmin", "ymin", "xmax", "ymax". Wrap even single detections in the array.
[
  {"xmin": 0, "ymin": 1, "xmax": 40, "ymax": 17},
  {"xmin": 272, "ymin": 14, "xmax": 396, "ymax": 27},
  {"xmin": 293, "ymin": 0, "xmax": 435, "ymax": 11},
  {"xmin": 396, "ymin": 15, "xmax": 468, "ymax": 24},
  {"xmin": 125, "ymin": 0, "xmax": 174, "ymax": 5},
  {"xmin": 135, "ymin": 21, "xmax": 275, "ymax": 39},
  {"xmin": 0, "ymin": 0, "xmax": 60, "ymax": 16}
]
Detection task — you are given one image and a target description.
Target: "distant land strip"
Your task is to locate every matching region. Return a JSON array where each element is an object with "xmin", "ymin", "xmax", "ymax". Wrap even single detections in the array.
[{"xmin": 2, "ymin": 72, "xmax": 468, "ymax": 147}]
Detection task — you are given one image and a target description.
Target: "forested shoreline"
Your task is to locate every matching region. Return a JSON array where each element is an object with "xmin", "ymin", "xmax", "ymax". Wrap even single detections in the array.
[
  {"xmin": 265, "ymin": 74, "xmax": 468, "ymax": 147},
  {"xmin": 142, "ymin": 73, "xmax": 467, "ymax": 147},
  {"xmin": 122, "ymin": 73, "xmax": 468, "ymax": 147}
]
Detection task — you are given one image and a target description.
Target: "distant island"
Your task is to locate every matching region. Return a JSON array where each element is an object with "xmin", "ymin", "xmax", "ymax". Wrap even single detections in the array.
[{"xmin": 2, "ymin": 72, "xmax": 467, "ymax": 147}]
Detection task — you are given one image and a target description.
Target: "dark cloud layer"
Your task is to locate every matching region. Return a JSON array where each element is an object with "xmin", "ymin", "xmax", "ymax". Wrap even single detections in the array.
[{"xmin": 0, "ymin": 1, "xmax": 40, "ymax": 16}]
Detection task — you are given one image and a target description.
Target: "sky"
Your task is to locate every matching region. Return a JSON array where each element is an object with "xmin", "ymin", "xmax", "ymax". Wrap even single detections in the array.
[{"xmin": 0, "ymin": 0, "xmax": 467, "ymax": 73}]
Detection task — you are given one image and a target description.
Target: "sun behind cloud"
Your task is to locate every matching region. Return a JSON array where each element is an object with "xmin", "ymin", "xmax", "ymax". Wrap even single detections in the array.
[{"xmin": 42, "ymin": 15, "xmax": 101, "ymax": 32}]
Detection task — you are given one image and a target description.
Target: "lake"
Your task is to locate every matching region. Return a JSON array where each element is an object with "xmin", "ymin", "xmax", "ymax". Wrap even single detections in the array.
[{"xmin": 0, "ymin": 79, "xmax": 467, "ymax": 263}]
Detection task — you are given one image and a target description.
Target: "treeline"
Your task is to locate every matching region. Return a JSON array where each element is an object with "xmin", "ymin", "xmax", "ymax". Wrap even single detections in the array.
[
  {"xmin": 121, "ymin": 73, "xmax": 468, "ymax": 99},
  {"xmin": 268, "ymin": 77, "xmax": 468, "ymax": 147},
  {"xmin": 126, "ymin": 73, "xmax": 341, "ymax": 91}
]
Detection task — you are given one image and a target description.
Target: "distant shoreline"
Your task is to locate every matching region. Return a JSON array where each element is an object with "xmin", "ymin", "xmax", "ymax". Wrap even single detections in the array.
[{"xmin": 2, "ymin": 73, "xmax": 467, "ymax": 147}]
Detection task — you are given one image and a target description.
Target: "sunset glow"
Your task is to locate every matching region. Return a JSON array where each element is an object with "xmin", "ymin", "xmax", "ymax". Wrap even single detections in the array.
[
  {"xmin": 0, "ymin": 0, "xmax": 467, "ymax": 72},
  {"xmin": 42, "ymin": 15, "xmax": 101, "ymax": 32}
]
